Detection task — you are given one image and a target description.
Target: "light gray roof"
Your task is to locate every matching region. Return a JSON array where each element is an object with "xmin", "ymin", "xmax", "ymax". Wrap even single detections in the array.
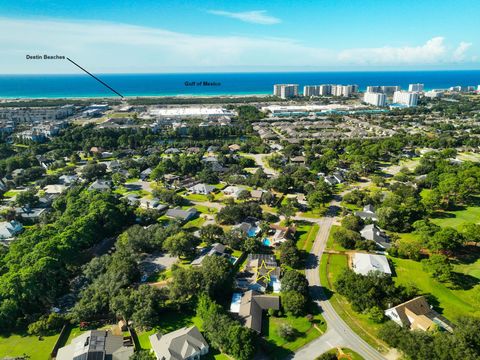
[
  {"xmin": 165, "ymin": 207, "xmax": 197, "ymax": 221},
  {"xmin": 352, "ymin": 253, "xmax": 392, "ymax": 276},
  {"xmin": 149, "ymin": 326, "xmax": 208, "ymax": 360},
  {"xmin": 360, "ymin": 224, "xmax": 390, "ymax": 249},
  {"xmin": 56, "ymin": 330, "xmax": 133, "ymax": 360}
]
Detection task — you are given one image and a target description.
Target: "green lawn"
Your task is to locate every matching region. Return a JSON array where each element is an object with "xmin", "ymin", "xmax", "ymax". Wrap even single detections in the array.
[
  {"xmin": 390, "ymin": 257, "xmax": 480, "ymax": 321},
  {"xmin": 430, "ymin": 205, "xmax": 480, "ymax": 230},
  {"xmin": 264, "ymin": 313, "xmax": 326, "ymax": 359},
  {"xmin": 183, "ymin": 216, "xmax": 206, "ymax": 229},
  {"xmin": 0, "ymin": 331, "xmax": 60, "ymax": 360},
  {"xmin": 326, "ymin": 225, "xmax": 348, "ymax": 252},
  {"xmin": 295, "ymin": 222, "xmax": 319, "ymax": 252}
]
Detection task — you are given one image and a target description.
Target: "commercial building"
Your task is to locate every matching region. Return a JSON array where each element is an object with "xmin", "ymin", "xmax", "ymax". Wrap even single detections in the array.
[
  {"xmin": 148, "ymin": 106, "xmax": 235, "ymax": 120},
  {"xmin": 363, "ymin": 92, "xmax": 386, "ymax": 107},
  {"xmin": 408, "ymin": 83, "xmax": 424, "ymax": 92},
  {"xmin": 393, "ymin": 91, "xmax": 419, "ymax": 107},
  {"xmin": 273, "ymin": 84, "xmax": 299, "ymax": 98}
]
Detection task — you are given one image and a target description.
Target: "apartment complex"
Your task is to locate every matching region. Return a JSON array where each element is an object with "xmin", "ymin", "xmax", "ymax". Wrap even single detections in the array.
[
  {"xmin": 363, "ymin": 92, "xmax": 387, "ymax": 107},
  {"xmin": 273, "ymin": 84, "xmax": 299, "ymax": 99},
  {"xmin": 0, "ymin": 105, "xmax": 74, "ymax": 123},
  {"xmin": 393, "ymin": 91, "xmax": 419, "ymax": 107}
]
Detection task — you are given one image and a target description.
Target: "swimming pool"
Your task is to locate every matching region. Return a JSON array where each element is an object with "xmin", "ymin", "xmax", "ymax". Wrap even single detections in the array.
[{"xmin": 262, "ymin": 238, "xmax": 271, "ymax": 246}]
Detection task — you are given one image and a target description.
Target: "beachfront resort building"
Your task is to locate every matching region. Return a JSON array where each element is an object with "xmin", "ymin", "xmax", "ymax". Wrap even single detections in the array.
[{"xmin": 273, "ymin": 84, "xmax": 299, "ymax": 98}]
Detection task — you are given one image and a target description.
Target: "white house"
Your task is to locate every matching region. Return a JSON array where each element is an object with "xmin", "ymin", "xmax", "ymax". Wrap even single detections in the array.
[
  {"xmin": 351, "ymin": 253, "xmax": 392, "ymax": 276},
  {"xmin": 188, "ymin": 183, "xmax": 216, "ymax": 195}
]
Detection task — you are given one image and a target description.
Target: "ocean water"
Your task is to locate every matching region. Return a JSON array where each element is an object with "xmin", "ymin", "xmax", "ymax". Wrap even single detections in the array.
[{"xmin": 0, "ymin": 71, "xmax": 479, "ymax": 98}]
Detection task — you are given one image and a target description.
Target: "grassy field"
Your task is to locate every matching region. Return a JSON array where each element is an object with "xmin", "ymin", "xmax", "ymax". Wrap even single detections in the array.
[
  {"xmin": 0, "ymin": 331, "xmax": 59, "ymax": 360},
  {"xmin": 430, "ymin": 205, "xmax": 480, "ymax": 229},
  {"xmin": 295, "ymin": 222, "xmax": 319, "ymax": 252},
  {"xmin": 390, "ymin": 257, "xmax": 480, "ymax": 320}
]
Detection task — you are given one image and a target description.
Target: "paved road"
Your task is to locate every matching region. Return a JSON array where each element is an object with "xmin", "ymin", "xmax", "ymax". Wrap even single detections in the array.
[{"xmin": 292, "ymin": 196, "xmax": 387, "ymax": 360}]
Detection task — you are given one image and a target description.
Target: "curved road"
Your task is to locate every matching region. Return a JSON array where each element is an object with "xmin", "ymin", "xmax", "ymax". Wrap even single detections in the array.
[{"xmin": 293, "ymin": 196, "xmax": 387, "ymax": 360}]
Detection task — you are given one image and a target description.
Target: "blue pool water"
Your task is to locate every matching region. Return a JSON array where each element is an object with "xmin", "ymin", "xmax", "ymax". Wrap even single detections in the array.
[{"xmin": 262, "ymin": 238, "xmax": 271, "ymax": 246}]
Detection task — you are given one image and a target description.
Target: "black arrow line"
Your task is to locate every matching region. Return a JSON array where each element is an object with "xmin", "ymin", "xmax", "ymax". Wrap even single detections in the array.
[{"xmin": 66, "ymin": 57, "xmax": 124, "ymax": 98}]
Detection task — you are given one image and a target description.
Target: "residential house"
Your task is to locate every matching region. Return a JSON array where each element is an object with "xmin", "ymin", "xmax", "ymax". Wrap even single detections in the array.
[
  {"xmin": 56, "ymin": 330, "xmax": 134, "ymax": 360},
  {"xmin": 360, "ymin": 224, "xmax": 391, "ymax": 249},
  {"xmin": 354, "ymin": 204, "xmax": 378, "ymax": 222},
  {"xmin": 15, "ymin": 207, "xmax": 47, "ymax": 222},
  {"xmin": 191, "ymin": 243, "xmax": 226, "ymax": 266},
  {"xmin": 43, "ymin": 184, "xmax": 67, "ymax": 196},
  {"xmin": 290, "ymin": 155, "xmax": 306, "ymax": 164},
  {"xmin": 223, "ymin": 185, "xmax": 247, "ymax": 198},
  {"xmin": 88, "ymin": 179, "xmax": 112, "ymax": 192},
  {"xmin": 188, "ymin": 183, "xmax": 216, "ymax": 195},
  {"xmin": 165, "ymin": 207, "xmax": 198, "ymax": 222},
  {"xmin": 140, "ymin": 167, "xmax": 152, "ymax": 180},
  {"xmin": 230, "ymin": 290, "xmax": 280, "ymax": 333},
  {"xmin": 165, "ymin": 147, "xmax": 181, "ymax": 155},
  {"xmin": 59, "ymin": 174, "xmax": 79, "ymax": 185},
  {"xmin": 351, "ymin": 253, "xmax": 392, "ymax": 276},
  {"xmin": 149, "ymin": 326, "xmax": 209, "ymax": 360},
  {"xmin": 228, "ymin": 144, "xmax": 241, "ymax": 152},
  {"xmin": 385, "ymin": 296, "xmax": 453, "ymax": 332},
  {"xmin": 0, "ymin": 220, "xmax": 23, "ymax": 239},
  {"xmin": 236, "ymin": 254, "xmax": 281, "ymax": 292},
  {"xmin": 250, "ymin": 189, "xmax": 265, "ymax": 201},
  {"xmin": 265, "ymin": 224, "xmax": 296, "ymax": 247}
]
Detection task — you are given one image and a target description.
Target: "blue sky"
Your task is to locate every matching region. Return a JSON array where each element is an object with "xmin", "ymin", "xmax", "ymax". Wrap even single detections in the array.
[{"xmin": 0, "ymin": 0, "xmax": 479, "ymax": 73}]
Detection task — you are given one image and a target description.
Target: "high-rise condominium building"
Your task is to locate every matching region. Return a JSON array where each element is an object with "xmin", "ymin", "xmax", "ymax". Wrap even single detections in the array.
[
  {"xmin": 273, "ymin": 84, "xmax": 299, "ymax": 99},
  {"xmin": 393, "ymin": 91, "xmax": 419, "ymax": 107},
  {"xmin": 364, "ymin": 92, "xmax": 387, "ymax": 107},
  {"xmin": 303, "ymin": 85, "xmax": 320, "ymax": 97},
  {"xmin": 408, "ymin": 83, "xmax": 424, "ymax": 92},
  {"xmin": 319, "ymin": 84, "xmax": 332, "ymax": 96},
  {"xmin": 366, "ymin": 85, "xmax": 401, "ymax": 95}
]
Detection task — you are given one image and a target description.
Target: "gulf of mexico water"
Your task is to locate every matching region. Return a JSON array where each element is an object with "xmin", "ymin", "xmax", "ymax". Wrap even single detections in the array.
[{"xmin": 0, "ymin": 70, "xmax": 479, "ymax": 98}]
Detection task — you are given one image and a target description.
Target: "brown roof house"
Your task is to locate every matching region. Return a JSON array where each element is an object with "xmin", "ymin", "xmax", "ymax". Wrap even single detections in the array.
[
  {"xmin": 149, "ymin": 326, "xmax": 209, "ymax": 360},
  {"xmin": 56, "ymin": 330, "xmax": 133, "ymax": 360},
  {"xmin": 230, "ymin": 290, "xmax": 280, "ymax": 333},
  {"xmin": 384, "ymin": 296, "xmax": 453, "ymax": 332}
]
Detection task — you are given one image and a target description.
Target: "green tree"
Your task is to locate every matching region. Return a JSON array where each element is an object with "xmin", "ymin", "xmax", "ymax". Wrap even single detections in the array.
[{"xmin": 282, "ymin": 291, "xmax": 307, "ymax": 316}]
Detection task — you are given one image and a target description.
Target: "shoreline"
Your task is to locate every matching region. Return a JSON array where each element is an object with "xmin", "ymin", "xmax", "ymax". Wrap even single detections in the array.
[{"xmin": 0, "ymin": 92, "xmax": 273, "ymax": 101}]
